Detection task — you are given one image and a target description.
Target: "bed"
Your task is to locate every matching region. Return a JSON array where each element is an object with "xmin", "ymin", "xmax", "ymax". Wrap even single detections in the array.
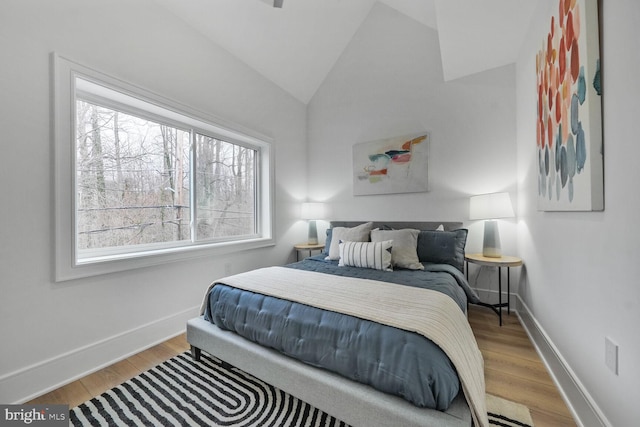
[{"xmin": 187, "ymin": 221, "xmax": 487, "ymax": 427}]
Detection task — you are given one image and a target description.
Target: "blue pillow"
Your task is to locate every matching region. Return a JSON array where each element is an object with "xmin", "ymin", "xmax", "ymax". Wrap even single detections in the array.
[
  {"xmin": 324, "ymin": 228, "xmax": 333, "ymax": 256},
  {"xmin": 416, "ymin": 229, "xmax": 467, "ymax": 272}
]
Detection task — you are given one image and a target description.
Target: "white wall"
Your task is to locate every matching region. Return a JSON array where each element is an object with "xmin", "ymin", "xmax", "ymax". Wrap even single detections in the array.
[
  {"xmin": 307, "ymin": 3, "xmax": 518, "ymax": 301},
  {"xmin": 516, "ymin": 1, "xmax": 640, "ymax": 426},
  {"xmin": 0, "ymin": 0, "xmax": 307, "ymax": 403}
]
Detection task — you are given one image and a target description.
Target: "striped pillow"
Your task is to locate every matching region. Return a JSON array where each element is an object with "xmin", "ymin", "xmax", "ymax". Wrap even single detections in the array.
[{"xmin": 338, "ymin": 240, "xmax": 393, "ymax": 271}]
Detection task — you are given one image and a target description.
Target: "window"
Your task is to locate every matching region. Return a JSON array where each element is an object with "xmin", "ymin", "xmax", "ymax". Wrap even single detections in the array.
[{"xmin": 54, "ymin": 55, "xmax": 274, "ymax": 280}]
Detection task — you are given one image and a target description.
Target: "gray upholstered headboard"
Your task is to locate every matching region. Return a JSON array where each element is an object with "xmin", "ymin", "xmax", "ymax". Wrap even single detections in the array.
[{"xmin": 329, "ymin": 221, "xmax": 463, "ymax": 231}]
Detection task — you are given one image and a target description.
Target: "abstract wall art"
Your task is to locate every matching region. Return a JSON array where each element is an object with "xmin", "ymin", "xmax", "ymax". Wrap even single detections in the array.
[
  {"xmin": 536, "ymin": 0, "xmax": 603, "ymax": 211},
  {"xmin": 353, "ymin": 133, "xmax": 429, "ymax": 196}
]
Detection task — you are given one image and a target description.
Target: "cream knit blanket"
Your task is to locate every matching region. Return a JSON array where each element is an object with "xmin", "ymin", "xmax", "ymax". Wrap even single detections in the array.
[{"xmin": 201, "ymin": 266, "xmax": 488, "ymax": 427}]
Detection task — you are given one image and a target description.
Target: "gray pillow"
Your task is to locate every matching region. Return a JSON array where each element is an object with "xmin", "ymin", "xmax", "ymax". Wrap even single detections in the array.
[
  {"xmin": 325, "ymin": 222, "xmax": 374, "ymax": 260},
  {"xmin": 416, "ymin": 229, "xmax": 467, "ymax": 272},
  {"xmin": 371, "ymin": 228, "xmax": 423, "ymax": 270}
]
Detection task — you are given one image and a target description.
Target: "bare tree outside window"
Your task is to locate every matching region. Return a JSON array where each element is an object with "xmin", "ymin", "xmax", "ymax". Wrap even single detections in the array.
[
  {"xmin": 54, "ymin": 59, "xmax": 272, "ymax": 280},
  {"xmin": 195, "ymin": 135, "xmax": 256, "ymax": 240},
  {"xmin": 75, "ymin": 99, "xmax": 257, "ymax": 253},
  {"xmin": 76, "ymin": 100, "xmax": 191, "ymax": 250}
]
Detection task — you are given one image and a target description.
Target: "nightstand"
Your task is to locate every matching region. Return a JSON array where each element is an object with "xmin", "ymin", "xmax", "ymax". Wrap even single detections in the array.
[
  {"xmin": 465, "ymin": 253, "xmax": 523, "ymax": 326},
  {"xmin": 294, "ymin": 243, "xmax": 325, "ymax": 261}
]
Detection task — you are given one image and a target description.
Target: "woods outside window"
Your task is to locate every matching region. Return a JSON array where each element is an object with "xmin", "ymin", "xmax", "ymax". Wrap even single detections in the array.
[{"xmin": 54, "ymin": 55, "xmax": 274, "ymax": 281}]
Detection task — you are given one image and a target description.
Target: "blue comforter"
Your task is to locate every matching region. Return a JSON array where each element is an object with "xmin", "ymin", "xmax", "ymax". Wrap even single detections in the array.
[{"xmin": 203, "ymin": 256, "xmax": 479, "ymax": 411}]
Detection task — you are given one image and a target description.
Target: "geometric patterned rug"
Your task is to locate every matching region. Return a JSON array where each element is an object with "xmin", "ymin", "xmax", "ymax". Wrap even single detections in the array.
[
  {"xmin": 70, "ymin": 352, "xmax": 348, "ymax": 426},
  {"xmin": 70, "ymin": 351, "xmax": 532, "ymax": 426}
]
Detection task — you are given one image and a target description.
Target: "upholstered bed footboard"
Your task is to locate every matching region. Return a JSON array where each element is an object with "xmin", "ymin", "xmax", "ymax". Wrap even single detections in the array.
[{"xmin": 186, "ymin": 316, "xmax": 472, "ymax": 427}]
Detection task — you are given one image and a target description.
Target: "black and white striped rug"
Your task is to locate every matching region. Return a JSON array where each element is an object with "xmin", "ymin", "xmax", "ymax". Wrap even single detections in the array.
[
  {"xmin": 70, "ymin": 352, "xmax": 348, "ymax": 426},
  {"xmin": 71, "ymin": 351, "xmax": 533, "ymax": 426}
]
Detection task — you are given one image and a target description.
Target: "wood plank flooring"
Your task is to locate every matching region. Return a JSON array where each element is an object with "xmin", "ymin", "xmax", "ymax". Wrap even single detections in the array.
[
  {"xmin": 27, "ymin": 335, "xmax": 190, "ymax": 409},
  {"xmin": 469, "ymin": 305, "xmax": 577, "ymax": 426},
  {"xmin": 29, "ymin": 306, "xmax": 576, "ymax": 426}
]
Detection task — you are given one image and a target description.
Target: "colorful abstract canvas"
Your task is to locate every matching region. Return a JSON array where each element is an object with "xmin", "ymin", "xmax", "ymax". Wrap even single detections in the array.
[
  {"xmin": 353, "ymin": 133, "xmax": 429, "ymax": 196},
  {"xmin": 536, "ymin": 0, "xmax": 603, "ymax": 211}
]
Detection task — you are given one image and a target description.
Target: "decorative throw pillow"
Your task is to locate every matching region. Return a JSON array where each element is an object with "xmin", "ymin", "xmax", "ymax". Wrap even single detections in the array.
[
  {"xmin": 323, "ymin": 228, "xmax": 333, "ymax": 256},
  {"xmin": 325, "ymin": 222, "xmax": 374, "ymax": 260},
  {"xmin": 370, "ymin": 228, "xmax": 424, "ymax": 270},
  {"xmin": 338, "ymin": 240, "xmax": 393, "ymax": 271},
  {"xmin": 416, "ymin": 229, "xmax": 468, "ymax": 272}
]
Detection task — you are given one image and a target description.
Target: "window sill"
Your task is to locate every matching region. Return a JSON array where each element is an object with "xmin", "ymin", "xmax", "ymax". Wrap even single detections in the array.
[{"xmin": 56, "ymin": 237, "xmax": 275, "ymax": 282}]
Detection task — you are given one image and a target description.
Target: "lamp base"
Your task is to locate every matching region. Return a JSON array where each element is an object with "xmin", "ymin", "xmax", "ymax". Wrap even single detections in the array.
[
  {"xmin": 307, "ymin": 220, "xmax": 318, "ymax": 245},
  {"xmin": 482, "ymin": 220, "xmax": 502, "ymax": 258}
]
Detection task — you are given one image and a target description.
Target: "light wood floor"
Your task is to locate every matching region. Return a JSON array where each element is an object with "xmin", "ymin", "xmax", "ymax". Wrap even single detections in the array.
[
  {"xmin": 29, "ymin": 306, "xmax": 576, "ymax": 426},
  {"xmin": 469, "ymin": 306, "xmax": 576, "ymax": 427}
]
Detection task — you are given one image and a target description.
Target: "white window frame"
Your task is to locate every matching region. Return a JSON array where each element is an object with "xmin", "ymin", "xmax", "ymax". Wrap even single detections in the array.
[{"xmin": 53, "ymin": 54, "xmax": 274, "ymax": 281}]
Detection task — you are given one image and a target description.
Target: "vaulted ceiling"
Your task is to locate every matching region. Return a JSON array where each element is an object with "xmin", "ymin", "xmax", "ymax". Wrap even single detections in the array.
[{"xmin": 152, "ymin": 0, "xmax": 537, "ymax": 104}]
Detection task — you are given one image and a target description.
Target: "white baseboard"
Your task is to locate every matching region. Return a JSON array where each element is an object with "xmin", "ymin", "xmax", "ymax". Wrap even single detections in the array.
[
  {"xmin": 0, "ymin": 306, "xmax": 199, "ymax": 404},
  {"xmin": 514, "ymin": 296, "xmax": 611, "ymax": 427}
]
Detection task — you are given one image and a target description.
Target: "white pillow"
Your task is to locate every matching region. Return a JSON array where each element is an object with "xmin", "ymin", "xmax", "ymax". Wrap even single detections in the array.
[
  {"xmin": 325, "ymin": 222, "xmax": 373, "ymax": 260},
  {"xmin": 338, "ymin": 240, "xmax": 393, "ymax": 271},
  {"xmin": 371, "ymin": 228, "xmax": 424, "ymax": 270}
]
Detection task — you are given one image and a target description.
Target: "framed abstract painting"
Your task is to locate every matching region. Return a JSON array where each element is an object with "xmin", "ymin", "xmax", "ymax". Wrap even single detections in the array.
[
  {"xmin": 353, "ymin": 133, "xmax": 429, "ymax": 196},
  {"xmin": 536, "ymin": 0, "xmax": 603, "ymax": 211}
]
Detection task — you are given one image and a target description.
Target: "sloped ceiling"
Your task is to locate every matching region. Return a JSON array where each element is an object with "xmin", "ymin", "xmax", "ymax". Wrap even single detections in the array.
[
  {"xmin": 435, "ymin": 0, "xmax": 538, "ymax": 81},
  {"xmin": 152, "ymin": 0, "xmax": 537, "ymax": 104}
]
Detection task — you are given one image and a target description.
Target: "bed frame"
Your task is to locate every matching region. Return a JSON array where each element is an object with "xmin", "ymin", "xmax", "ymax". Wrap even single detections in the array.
[{"xmin": 187, "ymin": 221, "xmax": 472, "ymax": 427}]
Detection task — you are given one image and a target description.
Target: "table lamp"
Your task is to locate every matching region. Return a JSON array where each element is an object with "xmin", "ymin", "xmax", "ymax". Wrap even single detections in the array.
[
  {"xmin": 469, "ymin": 192, "xmax": 514, "ymax": 258},
  {"xmin": 301, "ymin": 202, "xmax": 325, "ymax": 245}
]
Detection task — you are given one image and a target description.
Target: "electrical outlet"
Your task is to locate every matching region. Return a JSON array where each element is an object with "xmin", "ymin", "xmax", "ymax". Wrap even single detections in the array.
[
  {"xmin": 605, "ymin": 337, "xmax": 619, "ymax": 375},
  {"xmin": 224, "ymin": 262, "xmax": 232, "ymax": 275}
]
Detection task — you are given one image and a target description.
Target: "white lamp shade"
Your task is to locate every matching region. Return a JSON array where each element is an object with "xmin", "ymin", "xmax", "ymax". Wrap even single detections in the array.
[
  {"xmin": 470, "ymin": 192, "xmax": 514, "ymax": 258},
  {"xmin": 301, "ymin": 202, "xmax": 325, "ymax": 220},
  {"xmin": 469, "ymin": 192, "xmax": 514, "ymax": 220},
  {"xmin": 301, "ymin": 202, "xmax": 325, "ymax": 245}
]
